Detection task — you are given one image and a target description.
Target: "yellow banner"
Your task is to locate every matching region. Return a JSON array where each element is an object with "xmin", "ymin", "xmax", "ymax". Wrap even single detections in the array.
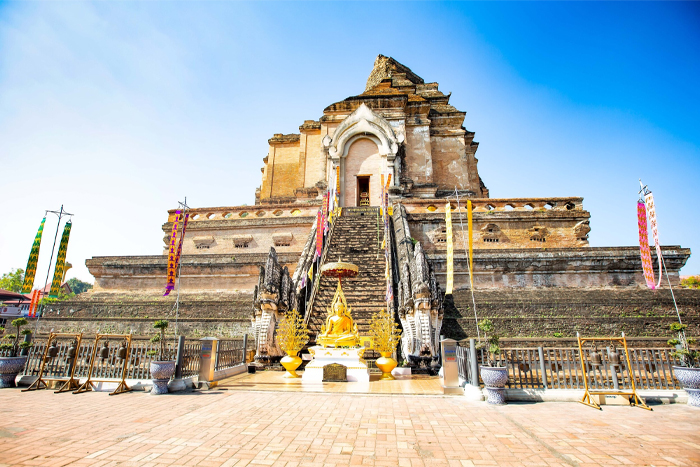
[
  {"xmin": 468, "ymin": 200, "xmax": 473, "ymax": 288},
  {"xmin": 445, "ymin": 202, "xmax": 453, "ymax": 295}
]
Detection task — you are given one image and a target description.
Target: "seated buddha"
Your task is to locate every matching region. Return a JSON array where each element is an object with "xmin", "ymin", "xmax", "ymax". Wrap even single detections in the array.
[{"xmin": 318, "ymin": 299, "xmax": 359, "ymax": 348}]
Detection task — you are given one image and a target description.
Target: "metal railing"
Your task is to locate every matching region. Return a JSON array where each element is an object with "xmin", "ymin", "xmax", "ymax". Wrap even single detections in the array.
[
  {"xmin": 456, "ymin": 341, "xmax": 687, "ymax": 391},
  {"xmin": 214, "ymin": 336, "xmax": 247, "ymax": 371},
  {"xmin": 180, "ymin": 339, "xmax": 203, "ymax": 378},
  {"xmin": 18, "ymin": 335, "xmax": 199, "ymax": 382}
]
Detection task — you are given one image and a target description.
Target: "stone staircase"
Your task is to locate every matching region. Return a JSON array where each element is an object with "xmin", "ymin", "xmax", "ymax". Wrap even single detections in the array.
[{"xmin": 308, "ymin": 207, "xmax": 388, "ymax": 340}]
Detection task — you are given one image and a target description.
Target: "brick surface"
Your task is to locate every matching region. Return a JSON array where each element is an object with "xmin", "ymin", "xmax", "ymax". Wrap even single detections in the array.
[{"xmin": 0, "ymin": 388, "xmax": 698, "ymax": 466}]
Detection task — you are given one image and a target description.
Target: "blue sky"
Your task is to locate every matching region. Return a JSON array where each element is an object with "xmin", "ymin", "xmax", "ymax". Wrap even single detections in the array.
[{"xmin": 0, "ymin": 1, "xmax": 698, "ymax": 284}]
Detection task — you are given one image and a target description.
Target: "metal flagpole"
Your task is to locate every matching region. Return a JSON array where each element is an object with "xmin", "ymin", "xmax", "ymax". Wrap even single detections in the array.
[
  {"xmin": 173, "ymin": 197, "xmax": 189, "ymax": 337},
  {"xmin": 450, "ymin": 188, "xmax": 480, "ymax": 341},
  {"xmin": 36, "ymin": 205, "xmax": 73, "ymax": 334},
  {"xmin": 638, "ymin": 180, "xmax": 681, "ymax": 321}
]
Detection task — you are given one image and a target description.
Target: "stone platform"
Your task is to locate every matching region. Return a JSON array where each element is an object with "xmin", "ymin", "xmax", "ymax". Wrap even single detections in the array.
[{"xmin": 302, "ymin": 346, "xmax": 370, "ymax": 383}]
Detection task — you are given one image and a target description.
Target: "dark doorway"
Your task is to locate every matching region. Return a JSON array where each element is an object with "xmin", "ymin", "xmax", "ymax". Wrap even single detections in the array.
[{"xmin": 357, "ymin": 176, "xmax": 370, "ymax": 206}]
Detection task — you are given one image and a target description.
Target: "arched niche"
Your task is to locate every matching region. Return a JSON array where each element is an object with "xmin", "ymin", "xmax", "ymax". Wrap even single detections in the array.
[{"xmin": 323, "ymin": 104, "xmax": 404, "ymax": 205}]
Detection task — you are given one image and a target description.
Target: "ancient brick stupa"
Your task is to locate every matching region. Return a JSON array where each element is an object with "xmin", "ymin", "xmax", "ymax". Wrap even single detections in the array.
[{"xmin": 46, "ymin": 55, "xmax": 693, "ymax": 355}]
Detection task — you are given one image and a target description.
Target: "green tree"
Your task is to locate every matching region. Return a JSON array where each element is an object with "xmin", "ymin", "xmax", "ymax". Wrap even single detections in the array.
[
  {"xmin": 681, "ymin": 276, "xmax": 700, "ymax": 289},
  {"xmin": 66, "ymin": 278, "xmax": 93, "ymax": 295},
  {"xmin": 0, "ymin": 268, "xmax": 24, "ymax": 293}
]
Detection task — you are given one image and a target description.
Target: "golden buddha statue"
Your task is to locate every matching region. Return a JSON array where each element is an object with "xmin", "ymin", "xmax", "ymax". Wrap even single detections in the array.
[{"xmin": 317, "ymin": 282, "xmax": 359, "ymax": 348}]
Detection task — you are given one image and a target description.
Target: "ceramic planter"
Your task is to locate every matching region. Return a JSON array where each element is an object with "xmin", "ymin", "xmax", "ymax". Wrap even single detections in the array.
[
  {"xmin": 150, "ymin": 360, "xmax": 176, "ymax": 395},
  {"xmin": 480, "ymin": 366, "xmax": 508, "ymax": 405},
  {"xmin": 673, "ymin": 366, "xmax": 700, "ymax": 407},
  {"xmin": 0, "ymin": 356, "xmax": 28, "ymax": 388},
  {"xmin": 281, "ymin": 353, "xmax": 302, "ymax": 378},
  {"xmin": 376, "ymin": 351, "xmax": 397, "ymax": 380}
]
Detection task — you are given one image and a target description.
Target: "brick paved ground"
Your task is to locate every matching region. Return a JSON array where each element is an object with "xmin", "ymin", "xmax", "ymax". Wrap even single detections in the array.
[{"xmin": 0, "ymin": 388, "xmax": 698, "ymax": 467}]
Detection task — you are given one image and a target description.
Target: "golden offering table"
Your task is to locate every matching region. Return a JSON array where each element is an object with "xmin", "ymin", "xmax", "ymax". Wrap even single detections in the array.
[{"xmin": 301, "ymin": 346, "xmax": 370, "ymax": 383}]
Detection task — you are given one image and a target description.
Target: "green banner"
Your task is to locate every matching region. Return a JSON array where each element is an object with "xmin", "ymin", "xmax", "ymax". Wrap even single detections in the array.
[
  {"xmin": 49, "ymin": 222, "xmax": 72, "ymax": 298},
  {"xmin": 21, "ymin": 217, "xmax": 46, "ymax": 294}
]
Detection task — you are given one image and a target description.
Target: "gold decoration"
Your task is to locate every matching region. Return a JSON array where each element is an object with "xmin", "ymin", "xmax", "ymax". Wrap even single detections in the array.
[
  {"xmin": 278, "ymin": 308, "xmax": 309, "ymax": 378},
  {"xmin": 369, "ymin": 308, "xmax": 402, "ymax": 380},
  {"xmin": 318, "ymin": 281, "xmax": 360, "ymax": 348}
]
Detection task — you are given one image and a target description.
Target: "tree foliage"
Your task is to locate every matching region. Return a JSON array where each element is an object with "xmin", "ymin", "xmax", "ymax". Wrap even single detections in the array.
[
  {"xmin": 66, "ymin": 278, "xmax": 93, "ymax": 295},
  {"xmin": 681, "ymin": 276, "xmax": 700, "ymax": 289},
  {"xmin": 0, "ymin": 268, "xmax": 24, "ymax": 293}
]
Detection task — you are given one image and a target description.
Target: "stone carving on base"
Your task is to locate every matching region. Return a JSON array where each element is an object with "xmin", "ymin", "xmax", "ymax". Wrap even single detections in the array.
[
  {"xmin": 393, "ymin": 205, "xmax": 444, "ymax": 372},
  {"xmin": 251, "ymin": 247, "xmax": 294, "ymax": 363}
]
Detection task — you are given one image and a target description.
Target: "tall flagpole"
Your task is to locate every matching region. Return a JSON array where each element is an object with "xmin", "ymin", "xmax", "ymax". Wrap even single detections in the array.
[
  {"xmin": 173, "ymin": 197, "xmax": 189, "ymax": 337},
  {"xmin": 36, "ymin": 205, "xmax": 73, "ymax": 333}
]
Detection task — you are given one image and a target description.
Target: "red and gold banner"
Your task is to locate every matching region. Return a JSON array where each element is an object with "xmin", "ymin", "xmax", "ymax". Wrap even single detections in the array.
[
  {"xmin": 322, "ymin": 192, "xmax": 330, "ymax": 234},
  {"xmin": 644, "ymin": 193, "xmax": 663, "ymax": 289},
  {"xmin": 21, "ymin": 217, "xmax": 46, "ymax": 293},
  {"xmin": 174, "ymin": 213, "xmax": 190, "ymax": 269},
  {"xmin": 336, "ymin": 165, "xmax": 340, "ymax": 203},
  {"xmin": 49, "ymin": 222, "xmax": 72, "ymax": 298},
  {"xmin": 164, "ymin": 210, "xmax": 181, "ymax": 296},
  {"xmin": 315, "ymin": 210, "xmax": 323, "ymax": 257},
  {"xmin": 637, "ymin": 202, "xmax": 656, "ymax": 289},
  {"xmin": 28, "ymin": 289, "xmax": 40, "ymax": 317}
]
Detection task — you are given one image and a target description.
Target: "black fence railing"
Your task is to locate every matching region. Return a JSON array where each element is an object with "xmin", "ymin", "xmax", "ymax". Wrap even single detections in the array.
[
  {"xmin": 456, "ymin": 340, "xmax": 687, "ymax": 391},
  {"xmin": 214, "ymin": 337, "xmax": 247, "ymax": 371}
]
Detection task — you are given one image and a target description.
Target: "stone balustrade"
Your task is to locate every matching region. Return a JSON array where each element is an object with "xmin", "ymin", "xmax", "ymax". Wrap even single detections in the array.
[
  {"xmin": 402, "ymin": 197, "xmax": 584, "ymax": 214},
  {"xmin": 166, "ymin": 203, "xmax": 321, "ymax": 223}
]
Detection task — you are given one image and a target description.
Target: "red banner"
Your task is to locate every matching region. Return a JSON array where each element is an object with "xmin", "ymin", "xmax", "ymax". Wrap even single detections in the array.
[
  {"xmin": 164, "ymin": 210, "xmax": 181, "ymax": 296},
  {"xmin": 316, "ymin": 210, "xmax": 323, "ymax": 257},
  {"xmin": 637, "ymin": 202, "xmax": 656, "ymax": 289},
  {"xmin": 28, "ymin": 289, "xmax": 40, "ymax": 317}
]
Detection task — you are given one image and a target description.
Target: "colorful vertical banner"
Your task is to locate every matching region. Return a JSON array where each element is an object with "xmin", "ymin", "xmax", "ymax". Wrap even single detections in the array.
[
  {"xmin": 174, "ymin": 213, "xmax": 190, "ymax": 270},
  {"xmin": 637, "ymin": 202, "xmax": 656, "ymax": 289},
  {"xmin": 336, "ymin": 165, "xmax": 341, "ymax": 205},
  {"xmin": 21, "ymin": 217, "xmax": 46, "ymax": 293},
  {"xmin": 28, "ymin": 289, "xmax": 40, "ymax": 317},
  {"xmin": 445, "ymin": 202, "xmax": 453, "ymax": 295},
  {"xmin": 644, "ymin": 193, "xmax": 663, "ymax": 288},
  {"xmin": 164, "ymin": 210, "xmax": 181, "ymax": 296},
  {"xmin": 49, "ymin": 222, "xmax": 72, "ymax": 298},
  {"xmin": 322, "ymin": 192, "xmax": 330, "ymax": 234},
  {"xmin": 467, "ymin": 200, "xmax": 473, "ymax": 289},
  {"xmin": 315, "ymin": 210, "xmax": 323, "ymax": 257}
]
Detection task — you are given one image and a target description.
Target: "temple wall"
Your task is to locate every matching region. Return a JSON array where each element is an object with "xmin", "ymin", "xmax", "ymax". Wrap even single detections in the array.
[
  {"xmin": 302, "ymin": 132, "xmax": 324, "ymax": 188},
  {"xmin": 430, "ymin": 135, "xmax": 472, "ymax": 191},
  {"xmin": 87, "ymin": 253, "xmax": 301, "ymax": 293},
  {"xmin": 425, "ymin": 246, "xmax": 690, "ymax": 290},
  {"xmin": 268, "ymin": 143, "xmax": 300, "ymax": 198},
  {"xmin": 404, "ymin": 125, "xmax": 432, "ymax": 184}
]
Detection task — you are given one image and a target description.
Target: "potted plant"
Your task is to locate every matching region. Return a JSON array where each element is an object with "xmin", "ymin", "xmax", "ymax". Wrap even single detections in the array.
[
  {"xmin": 477, "ymin": 319, "xmax": 508, "ymax": 405},
  {"xmin": 668, "ymin": 322, "xmax": 700, "ymax": 407},
  {"xmin": 369, "ymin": 308, "xmax": 402, "ymax": 380},
  {"xmin": 147, "ymin": 320, "xmax": 175, "ymax": 394},
  {"xmin": 0, "ymin": 318, "xmax": 33, "ymax": 388},
  {"xmin": 278, "ymin": 308, "xmax": 309, "ymax": 378}
]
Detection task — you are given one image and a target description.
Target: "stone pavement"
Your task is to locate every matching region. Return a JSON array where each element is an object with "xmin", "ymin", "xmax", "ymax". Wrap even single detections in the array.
[{"xmin": 0, "ymin": 387, "xmax": 699, "ymax": 467}]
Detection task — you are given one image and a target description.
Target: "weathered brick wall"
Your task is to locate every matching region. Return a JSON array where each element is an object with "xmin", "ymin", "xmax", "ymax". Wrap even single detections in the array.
[
  {"xmin": 441, "ymin": 288, "xmax": 700, "ymax": 341},
  {"xmin": 37, "ymin": 292, "xmax": 253, "ymax": 338}
]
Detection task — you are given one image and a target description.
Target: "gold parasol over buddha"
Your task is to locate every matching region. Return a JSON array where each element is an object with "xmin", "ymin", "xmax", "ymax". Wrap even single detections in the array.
[{"xmin": 317, "ymin": 260, "xmax": 360, "ymax": 348}]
